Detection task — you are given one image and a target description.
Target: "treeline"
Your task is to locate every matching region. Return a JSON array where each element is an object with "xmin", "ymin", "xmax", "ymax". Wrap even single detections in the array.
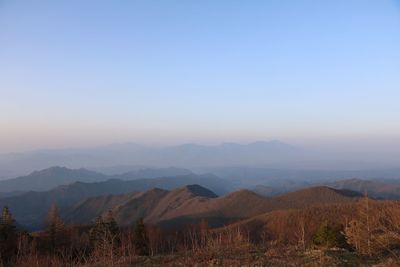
[
  {"xmin": 1, "ymin": 196, "xmax": 400, "ymax": 266},
  {"xmin": 0, "ymin": 204, "xmax": 219, "ymax": 266}
]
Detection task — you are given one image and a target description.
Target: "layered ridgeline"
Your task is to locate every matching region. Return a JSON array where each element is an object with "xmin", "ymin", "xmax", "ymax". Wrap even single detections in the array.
[
  {"xmin": 0, "ymin": 141, "xmax": 306, "ymax": 178},
  {"xmin": 0, "ymin": 167, "xmax": 107, "ymax": 193},
  {"xmin": 325, "ymin": 178, "xmax": 400, "ymax": 200},
  {"xmin": 0, "ymin": 174, "xmax": 230, "ymax": 229},
  {"xmin": 65, "ymin": 185, "xmax": 361, "ymax": 228},
  {"xmin": 252, "ymin": 178, "xmax": 400, "ymax": 199},
  {"xmin": 66, "ymin": 185, "xmax": 217, "ymax": 225},
  {"xmin": 0, "ymin": 166, "xmax": 193, "ymax": 193}
]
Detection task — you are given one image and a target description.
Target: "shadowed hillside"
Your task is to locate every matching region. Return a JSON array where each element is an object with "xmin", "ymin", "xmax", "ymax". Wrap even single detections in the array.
[
  {"xmin": 0, "ymin": 174, "xmax": 230, "ymax": 229},
  {"xmin": 275, "ymin": 186, "xmax": 362, "ymax": 207},
  {"xmin": 64, "ymin": 185, "xmax": 362, "ymax": 229}
]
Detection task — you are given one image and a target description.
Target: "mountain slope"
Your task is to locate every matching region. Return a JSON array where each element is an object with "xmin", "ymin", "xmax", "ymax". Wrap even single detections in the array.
[
  {"xmin": 0, "ymin": 173, "xmax": 230, "ymax": 229},
  {"xmin": 223, "ymin": 199, "xmax": 400, "ymax": 246},
  {"xmin": 65, "ymin": 185, "xmax": 362, "ymax": 229},
  {"xmin": 275, "ymin": 186, "xmax": 362, "ymax": 207},
  {"xmin": 144, "ymin": 185, "xmax": 218, "ymax": 223},
  {"xmin": 325, "ymin": 178, "xmax": 400, "ymax": 199},
  {"xmin": 156, "ymin": 186, "xmax": 362, "ymax": 228},
  {"xmin": 65, "ymin": 191, "xmax": 140, "ymax": 224},
  {"xmin": 66, "ymin": 185, "xmax": 218, "ymax": 225}
]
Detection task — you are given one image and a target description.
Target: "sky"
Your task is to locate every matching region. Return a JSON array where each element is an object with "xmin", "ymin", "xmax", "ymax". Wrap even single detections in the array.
[{"xmin": 1, "ymin": 0, "xmax": 400, "ymax": 152}]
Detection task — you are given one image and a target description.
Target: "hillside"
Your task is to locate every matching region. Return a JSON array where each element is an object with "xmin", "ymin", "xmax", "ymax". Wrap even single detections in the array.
[
  {"xmin": 65, "ymin": 191, "xmax": 140, "ymax": 224},
  {"xmin": 65, "ymin": 185, "xmax": 362, "ymax": 229},
  {"xmin": 156, "ymin": 186, "xmax": 362, "ymax": 228},
  {"xmin": 66, "ymin": 185, "xmax": 218, "ymax": 225},
  {"xmin": 251, "ymin": 185, "xmax": 286, "ymax": 197},
  {"xmin": 0, "ymin": 173, "xmax": 230, "ymax": 229},
  {"xmin": 222, "ymin": 198, "xmax": 400, "ymax": 248},
  {"xmin": 220, "ymin": 202, "xmax": 360, "ymax": 244},
  {"xmin": 325, "ymin": 178, "xmax": 400, "ymax": 199},
  {"xmin": 275, "ymin": 186, "xmax": 362, "ymax": 207}
]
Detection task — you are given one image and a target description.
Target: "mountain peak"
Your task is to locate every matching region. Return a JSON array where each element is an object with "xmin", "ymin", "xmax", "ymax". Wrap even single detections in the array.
[
  {"xmin": 31, "ymin": 166, "xmax": 70, "ymax": 175},
  {"xmin": 184, "ymin": 184, "xmax": 218, "ymax": 198}
]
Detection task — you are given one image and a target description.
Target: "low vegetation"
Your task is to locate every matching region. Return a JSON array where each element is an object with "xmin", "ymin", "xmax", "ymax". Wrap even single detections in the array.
[{"xmin": 2, "ymin": 194, "xmax": 400, "ymax": 266}]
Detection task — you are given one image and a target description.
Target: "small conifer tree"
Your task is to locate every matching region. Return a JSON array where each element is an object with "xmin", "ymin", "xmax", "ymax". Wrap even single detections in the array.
[
  {"xmin": 46, "ymin": 204, "xmax": 66, "ymax": 250},
  {"xmin": 134, "ymin": 217, "xmax": 149, "ymax": 256},
  {"xmin": 313, "ymin": 222, "xmax": 347, "ymax": 249},
  {"xmin": 89, "ymin": 211, "xmax": 120, "ymax": 253},
  {"xmin": 0, "ymin": 206, "xmax": 17, "ymax": 265}
]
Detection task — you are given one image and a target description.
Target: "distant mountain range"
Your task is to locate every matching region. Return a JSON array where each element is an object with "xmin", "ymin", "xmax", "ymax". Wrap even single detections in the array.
[
  {"xmin": 0, "ymin": 166, "xmax": 193, "ymax": 193},
  {"xmin": 250, "ymin": 177, "xmax": 400, "ymax": 200},
  {"xmin": 2, "ymin": 141, "xmax": 400, "ymax": 180},
  {"xmin": 0, "ymin": 167, "xmax": 107, "ymax": 192},
  {"xmin": 114, "ymin": 167, "xmax": 192, "ymax": 180},
  {"xmin": 1, "ymin": 162, "xmax": 400, "ymax": 231},
  {"xmin": 0, "ymin": 141, "xmax": 306, "ymax": 178},
  {"xmin": 209, "ymin": 167, "xmax": 400, "ymax": 187},
  {"xmin": 0, "ymin": 165, "xmax": 366, "ymax": 230}
]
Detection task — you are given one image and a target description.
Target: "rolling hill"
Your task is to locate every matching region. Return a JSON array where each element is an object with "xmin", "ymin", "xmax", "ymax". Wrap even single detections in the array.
[
  {"xmin": 222, "ymin": 198, "xmax": 400, "ymax": 248},
  {"xmin": 0, "ymin": 173, "xmax": 230, "ymax": 229},
  {"xmin": 66, "ymin": 185, "xmax": 218, "ymax": 225},
  {"xmin": 164, "ymin": 186, "xmax": 361, "ymax": 228},
  {"xmin": 325, "ymin": 178, "xmax": 400, "ymax": 199},
  {"xmin": 65, "ymin": 185, "xmax": 362, "ymax": 229}
]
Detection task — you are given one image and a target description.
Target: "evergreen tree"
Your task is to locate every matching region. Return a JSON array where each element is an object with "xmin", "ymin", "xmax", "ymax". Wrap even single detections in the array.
[
  {"xmin": 0, "ymin": 206, "xmax": 17, "ymax": 266},
  {"xmin": 134, "ymin": 218, "xmax": 149, "ymax": 256},
  {"xmin": 89, "ymin": 212, "xmax": 120, "ymax": 252},
  {"xmin": 89, "ymin": 216, "xmax": 105, "ymax": 245},
  {"xmin": 345, "ymin": 195, "xmax": 376, "ymax": 255},
  {"xmin": 104, "ymin": 210, "xmax": 119, "ymax": 238},
  {"xmin": 46, "ymin": 204, "xmax": 66, "ymax": 250},
  {"xmin": 313, "ymin": 222, "xmax": 347, "ymax": 249}
]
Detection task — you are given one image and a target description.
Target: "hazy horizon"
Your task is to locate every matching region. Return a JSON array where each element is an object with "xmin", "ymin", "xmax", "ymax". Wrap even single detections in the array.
[
  {"xmin": 1, "ymin": 1, "xmax": 400, "ymax": 154},
  {"xmin": 2, "ymin": 137, "xmax": 400, "ymax": 158},
  {"xmin": 1, "ymin": 138, "xmax": 400, "ymax": 180}
]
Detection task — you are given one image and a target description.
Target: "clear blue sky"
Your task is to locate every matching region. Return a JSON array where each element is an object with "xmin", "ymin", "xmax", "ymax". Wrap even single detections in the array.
[{"xmin": 1, "ymin": 0, "xmax": 399, "ymax": 152}]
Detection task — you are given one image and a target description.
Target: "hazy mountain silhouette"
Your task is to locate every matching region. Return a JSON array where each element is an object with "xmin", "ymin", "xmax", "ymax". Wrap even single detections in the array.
[
  {"xmin": 0, "ymin": 167, "xmax": 107, "ymax": 192},
  {"xmin": 0, "ymin": 141, "xmax": 305, "ymax": 178},
  {"xmin": 208, "ymin": 167, "xmax": 400, "ymax": 188},
  {"xmin": 0, "ymin": 166, "xmax": 195, "ymax": 193},
  {"xmin": 114, "ymin": 167, "xmax": 193, "ymax": 180}
]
